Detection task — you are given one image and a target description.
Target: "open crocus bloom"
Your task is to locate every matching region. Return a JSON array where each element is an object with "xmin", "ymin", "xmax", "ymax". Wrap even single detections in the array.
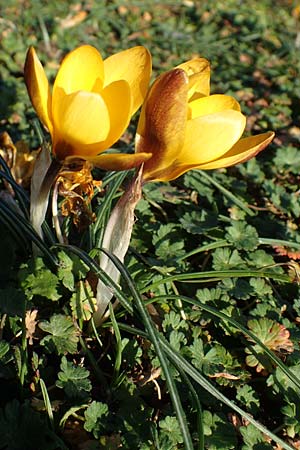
[
  {"xmin": 24, "ymin": 45, "xmax": 152, "ymax": 170},
  {"xmin": 135, "ymin": 58, "xmax": 274, "ymax": 181}
]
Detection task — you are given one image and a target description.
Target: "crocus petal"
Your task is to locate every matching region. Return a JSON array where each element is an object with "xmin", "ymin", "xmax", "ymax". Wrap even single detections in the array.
[
  {"xmin": 24, "ymin": 47, "xmax": 53, "ymax": 134},
  {"xmin": 180, "ymin": 110, "xmax": 246, "ymax": 165},
  {"xmin": 136, "ymin": 69, "xmax": 188, "ymax": 177},
  {"xmin": 58, "ymin": 80, "xmax": 132, "ymax": 157},
  {"xmin": 177, "ymin": 58, "xmax": 210, "ymax": 98},
  {"xmin": 85, "ymin": 152, "xmax": 152, "ymax": 171},
  {"xmin": 52, "ymin": 91, "xmax": 110, "ymax": 159},
  {"xmin": 96, "ymin": 80, "xmax": 132, "ymax": 151},
  {"xmin": 158, "ymin": 131, "xmax": 275, "ymax": 180},
  {"xmin": 53, "ymin": 45, "xmax": 104, "ymax": 98},
  {"xmin": 103, "ymin": 46, "xmax": 152, "ymax": 114},
  {"xmin": 195, "ymin": 131, "xmax": 275, "ymax": 169},
  {"xmin": 189, "ymin": 94, "xmax": 241, "ymax": 119}
]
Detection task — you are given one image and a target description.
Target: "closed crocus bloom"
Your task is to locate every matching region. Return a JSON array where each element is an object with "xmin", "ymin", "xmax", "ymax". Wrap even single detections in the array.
[
  {"xmin": 24, "ymin": 45, "xmax": 152, "ymax": 170},
  {"xmin": 135, "ymin": 58, "xmax": 274, "ymax": 182}
]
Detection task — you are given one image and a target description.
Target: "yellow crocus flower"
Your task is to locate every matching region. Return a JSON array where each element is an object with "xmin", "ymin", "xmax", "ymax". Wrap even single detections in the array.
[
  {"xmin": 24, "ymin": 45, "xmax": 152, "ymax": 170},
  {"xmin": 135, "ymin": 58, "xmax": 274, "ymax": 181}
]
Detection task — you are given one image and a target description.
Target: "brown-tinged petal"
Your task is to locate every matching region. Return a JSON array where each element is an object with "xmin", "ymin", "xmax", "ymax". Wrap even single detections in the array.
[
  {"xmin": 103, "ymin": 46, "xmax": 152, "ymax": 114},
  {"xmin": 195, "ymin": 131, "xmax": 275, "ymax": 169},
  {"xmin": 85, "ymin": 152, "xmax": 152, "ymax": 171},
  {"xmin": 140, "ymin": 162, "xmax": 185, "ymax": 182},
  {"xmin": 24, "ymin": 47, "xmax": 53, "ymax": 134},
  {"xmin": 141, "ymin": 131, "xmax": 274, "ymax": 181},
  {"xmin": 53, "ymin": 45, "xmax": 104, "ymax": 98},
  {"xmin": 177, "ymin": 58, "xmax": 210, "ymax": 98},
  {"xmin": 136, "ymin": 68, "xmax": 188, "ymax": 177}
]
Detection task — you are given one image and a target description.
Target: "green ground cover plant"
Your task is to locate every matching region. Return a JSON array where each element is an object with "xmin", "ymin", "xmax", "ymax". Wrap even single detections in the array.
[{"xmin": 1, "ymin": 1, "xmax": 300, "ymax": 449}]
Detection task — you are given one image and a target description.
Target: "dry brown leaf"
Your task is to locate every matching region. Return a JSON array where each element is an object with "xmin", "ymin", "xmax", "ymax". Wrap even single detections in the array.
[
  {"xmin": 138, "ymin": 367, "xmax": 162, "ymax": 400},
  {"xmin": 274, "ymin": 245, "xmax": 300, "ymax": 260},
  {"xmin": 228, "ymin": 413, "xmax": 242, "ymax": 429},
  {"xmin": 288, "ymin": 261, "xmax": 300, "ymax": 283},
  {"xmin": 59, "ymin": 10, "xmax": 87, "ymax": 29},
  {"xmin": 208, "ymin": 372, "xmax": 240, "ymax": 380},
  {"xmin": 0, "ymin": 131, "xmax": 38, "ymax": 188},
  {"xmin": 58, "ymin": 159, "xmax": 101, "ymax": 230},
  {"xmin": 118, "ymin": 5, "xmax": 128, "ymax": 15},
  {"xmin": 26, "ymin": 309, "xmax": 38, "ymax": 345},
  {"xmin": 142, "ymin": 11, "xmax": 152, "ymax": 21},
  {"xmin": 138, "ymin": 367, "xmax": 162, "ymax": 386}
]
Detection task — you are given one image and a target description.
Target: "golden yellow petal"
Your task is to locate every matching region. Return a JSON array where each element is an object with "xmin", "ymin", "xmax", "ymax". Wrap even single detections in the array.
[
  {"xmin": 189, "ymin": 94, "xmax": 241, "ymax": 119},
  {"xmin": 85, "ymin": 152, "xmax": 152, "ymax": 171},
  {"xmin": 97, "ymin": 80, "xmax": 132, "ymax": 151},
  {"xmin": 53, "ymin": 45, "xmax": 104, "ymax": 97},
  {"xmin": 52, "ymin": 91, "xmax": 110, "ymax": 159},
  {"xmin": 177, "ymin": 58, "xmax": 210, "ymax": 98},
  {"xmin": 181, "ymin": 110, "xmax": 246, "ymax": 165},
  {"xmin": 103, "ymin": 46, "xmax": 152, "ymax": 114},
  {"xmin": 24, "ymin": 47, "xmax": 53, "ymax": 134},
  {"xmin": 195, "ymin": 131, "xmax": 275, "ymax": 170},
  {"xmin": 136, "ymin": 68, "xmax": 188, "ymax": 178}
]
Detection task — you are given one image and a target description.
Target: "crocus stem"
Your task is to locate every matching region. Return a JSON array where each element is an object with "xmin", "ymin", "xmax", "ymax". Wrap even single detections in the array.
[
  {"xmin": 30, "ymin": 150, "xmax": 62, "ymax": 240},
  {"xmin": 52, "ymin": 177, "xmax": 66, "ymax": 244},
  {"xmin": 93, "ymin": 167, "xmax": 143, "ymax": 325},
  {"xmin": 40, "ymin": 158, "xmax": 63, "ymax": 202}
]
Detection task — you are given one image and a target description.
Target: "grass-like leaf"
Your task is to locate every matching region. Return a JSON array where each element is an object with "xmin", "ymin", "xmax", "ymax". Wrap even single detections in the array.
[
  {"xmin": 159, "ymin": 336, "xmax": 295, "ymax": 450},
  {"xmin": 39, "ymin": 378, "xmax": 54, "ymax": 429},
  {"xmin": 0, "ymin": 199, "xmax": 58, "ymax": 267},
  {"xmin": 118, "ymin": 322, "xmax": 295, "ymax": 450},
  {"xmin": 155, "ymin": 294, "xmax": 300, "ymax": 394},
  {"xmin": 0, "ymin": 169, "xmax": 29, "ymax": 218},
  {"xmin": 197, "ymin": 170, "xmax": 255, "ymax": 216},
  {"xmin": 53, "ymin": 244, "xmax": 133, "ymax": 315},
  {"xmin": 109, "ymin": 302, "xmax": 123, "ymax": 387},
  {"xmin": 176, "ymin": 239, "xmax": 230, "ymax": 262},
  {"xmin": 140, "ymin": 269, "xmax": 291, "ymax": 294},
  {"xmin": 98, "ymin": 249, "xmax": 195, "ymax": 450},
  {"xmin": 259, "ymin": 237, "xmax": 300, "ymax": 250}
]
